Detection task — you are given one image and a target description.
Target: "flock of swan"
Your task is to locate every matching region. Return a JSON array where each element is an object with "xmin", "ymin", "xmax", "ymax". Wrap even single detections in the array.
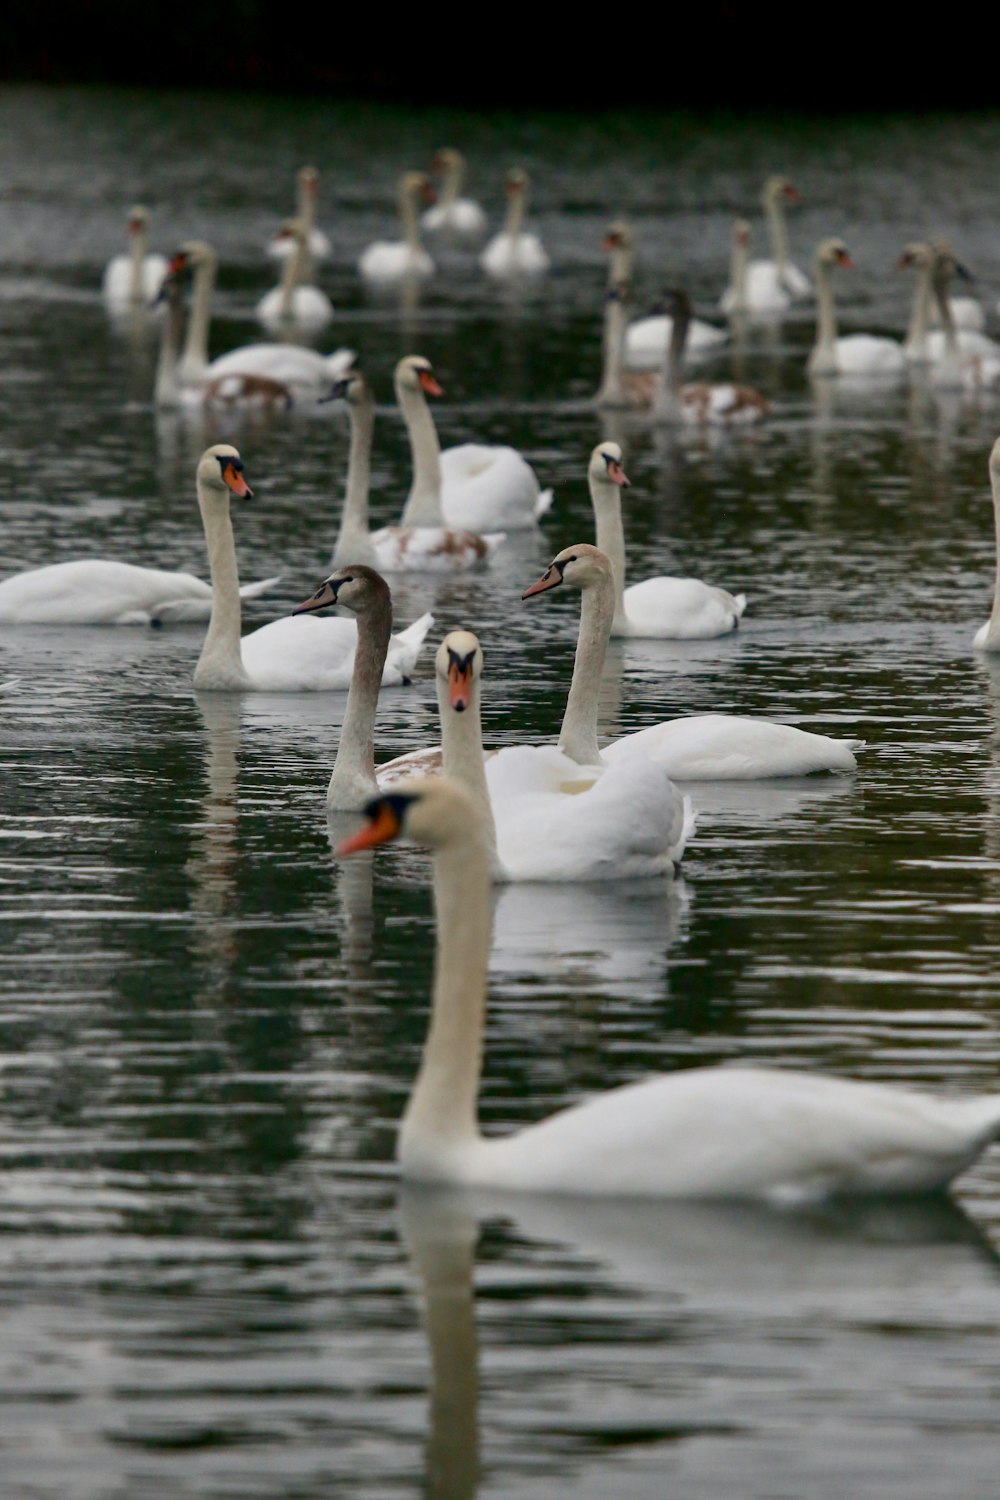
[{"xmin": 9, "ymin": 157, "xmax": 1000, "ymax": 1206}]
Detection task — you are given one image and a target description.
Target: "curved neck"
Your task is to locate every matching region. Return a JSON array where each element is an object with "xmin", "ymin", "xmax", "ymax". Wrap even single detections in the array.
[
  {"xmin": 812, "ymin": 256, "xmax": 838, "ymax": 363},
  {"xmin": 327, "ymin": 595, "xmax": 392, "ymax": 806},
  {"xmin": 333, "ymin": 393, "xmax": 377, "ymax": 568},
  {"xmin": 595, "ymin": 290, "xmax": 628, "ymax": 406},
  {"xmin": 765, "ymin": 189, "xmax": 789, "ymax": 272},
  {"xmin": 129, "ymin": 226, "xmax": 147, "ymax": 301},
  {"xmin": 398, "ymin": 380, "xmax": 444, "ymax": 526},
  {"xmin": 194, "ymin": 483, "xmax": 249, "ymax": 689},
  {"xmin": 558, "ymin": 574, "xmax": 614, "ymax": 766},
  {"xmin": 438, "ymin": 677, "xmax": 499, "ymax": 870},
  {"xmin": 399, "ymin": 826, "xmax": 492, "ymax": 1170},
  {"xmin": 905, "ymin": 257, "xmax": 933, "ymax": 356},
  {"xmin": 589, "ymin": 483, "xmax": 629, "ymax": 633},
  {"xmin": 180, "ymin": 253, "xmax": 216, "ymax": 381},
  {"xmin": 400, "ymin": 182, "xmax": 423, "ymax": 253},
  {"xmin": 154, "ymin": 282, "xmax": 185, "ymax": 408},
  {"xmin": 504, "ymin": 191, "xmax": 526, "ymax": 240}
]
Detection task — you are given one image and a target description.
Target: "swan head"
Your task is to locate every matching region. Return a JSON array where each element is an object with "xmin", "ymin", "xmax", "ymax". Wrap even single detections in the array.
[
  {"xmin": 815, "ymin": 237, "xmax": 853, "ymax": 271},
  {"xmin": 292, "ymin": 564, "xmax": 390, "ymax": 618},
  {"xmin": 297, "ymin": 165, "xmax": 319, "ymax": 198},
  {"xmin": 897, "ymin": 241, "xmax": 933, "ymax": 271},
  {"xmin": 522, "ymin": 543, "xmax": 611, "ymax": 601},
  {"xmin": 273, "ymin": 217, "xmax": 307, "ymax": 249},
  {"xmin": 430, "ymin": 147, "xmax": 464, "ymax": 175},
  {"xmin": 930, "ymin": 240, "xmax": 975, "ymax": 286},
  {"xmin": 395, "ymin": 355, "xmax": 444, "ymax": 398},
  {"xmin": 504, "ymin": 168, "xmax": 529, "ymax": 197},
  {"xmin": 659, "ymin": 286, "xmax": 693, "ymax": 320},
  {"xmin": 401, "ymin": 171, "xmax": 437, "ymax": 207},
  {"xmin": 601, "ymin": 220, "xmax": 633, "ymax": 252},
  {"xmin": 167, "ymin": 240, "xmax": 217, "ymax": 279},
  {"xmin": 126, "ymin": 205, "xmax": 151, "ymax": 235},
  {"xmin": 319, "ymin": 369, "xmax": 371, "ymax": 408},
  {"xmin": 336, "ymin": 776, "xmax": 482, "ymax": 856},
  {"xmin": 436, "ymin": 630, "xmax": 482, "ymax": 714},
  {"xmin": 733, "ymin": 218, "xmax": 751, "ymax": 248},
  {"xmin": 197, "ymin": 444, "xmax": 252, "ymax": 500},
  {"xmin": 589, "ymin": 441, "xmax": 630, "ymax": 490},
  {"xmin": 763, "ymin": 176, "xmax": 800, "ymax": 206}
]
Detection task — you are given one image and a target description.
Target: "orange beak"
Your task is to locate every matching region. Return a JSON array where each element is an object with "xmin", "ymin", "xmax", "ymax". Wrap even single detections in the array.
[
  {"xmin": 522, "ymin": 565, "xmax": 562, "ymax": 600},
  {"xmin": 167, "ymin": 251, "xmax": 188, "ymax": 276},
  {"xmin": 783, "ymin": 184, "xmax": 801, "ymax": 202},
  {"xmin": 448, "ymin": 661, "xmax": 474, "ymax": 711},
  {"xmin": 335, "ymin": 801, "xmax": 401, "ymax": 856},
  {"xmin": 222, "ymin": 461, "xmax": 252, "ymax": 498},
  {"xmin": 601, "ymin": 232, "xmax": 621, "ymax": 251},
  {"xmin": 835, "ymin": 250, "xmax": 855, "ymax": 269},
  {"xmin": 418, "ymin": 369, "xmax": 444, "ymax": 397}
]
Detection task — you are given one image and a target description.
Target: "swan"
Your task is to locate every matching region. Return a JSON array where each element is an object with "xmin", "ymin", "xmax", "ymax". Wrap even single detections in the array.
[
  {"xmin": 257, "ymin": 219, "xmax": 333, "ymax": 334},
  {"xmin": 338, "ymin": 775, "xmax": 1000, "ymax": 1197},
  {"xmin": 154, "ymin": 272, "xmax": 294, "ymax": 412},
  {"xmin": 972, "ymin": 436, "xmax": 1000, "ymax": 651},
  {"xmin": 899, "ymin": 243, "xmax": 998, "ymax": 367},
  {"xmin": 587, "ymin": 441, "xmax": 746, "ymax": 638},
  {"xmin": 395, "ymin": 356, "xmax": 553, "ymax": 532},
  {"xmin": 522, "ymin": 544, "xmax": 863, "ymax": 777},
  {"xmin": 602, "ymin": 220, "xmax": 635, "ymax": 287},
  {"xmin": 358, "ymin": 172, "xmax": 436, "ymax": 283},
  {"xmin": 192, "ymin": 444, "xmax": 432, "ymax": 691},
  {"xmin": 267, "ymin": 166, "xmax": 331, "ymax": 262},
  {"xmin": 372, "ymin": 630, "xmax": 694, "ymax": 880},
  {"xmin": 654, "ymin": 289, "xmax": 769, "ymax": 424},
  {"xmin": 422, "ymin": 149, "xmax": 487, "ymax": 241},
  {"xmin": 325, "ymin": 370, "xmax": 506, "ymax": 572},
  {"xmin": 163, "ymin": 241, "xmax": 353, "ymax": 397},
  {"xmin": 718, "ymin": 177, "xmax": 811, "ymax": 316},
  {"xmin": 807, "ymin": 239, "xmax": 906, "ymax": 379},
  {"xmin": 595, "ymin": 285, "xmax": 654, "ymax": 408},
  {"xmin": 600, "ymin": 222, "xmax": 727, "ymax": 365},
  {"xmin": 479, "ymin": 169, "xmax": 549, "ymax": 279},
  {"xmin": 102, "ymin": 205, "xmax": 168, "ymax": 309}
]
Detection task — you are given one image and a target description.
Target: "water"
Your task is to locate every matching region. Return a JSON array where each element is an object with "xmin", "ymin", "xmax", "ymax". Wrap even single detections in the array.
[{"xmin": 1, "ymin": 86, "xmax": 1000, "ymax": 1497}]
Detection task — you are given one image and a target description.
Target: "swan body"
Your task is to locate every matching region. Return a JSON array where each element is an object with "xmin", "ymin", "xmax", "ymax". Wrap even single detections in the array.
[
  {"xmin": 376, "ymin": 631, "xmax": 694, "ymax": 881},
  {"xmin": 807, "ymin": 239, "xmax": 906, "ymax": 379},
  {"xmin": 359, "ymin": 172, "xmax": 436, "ymax": 283},
  {"xmin": 479, "ymin": 169, "xmax": 549, "ymax": 278},
  {"xmin": 523, "ymin": 544, "xmax": 862, "ymax": 778},
  {"xmin": 102, "ymin": 205, "xmax": 168, "ymax": 309},
  {"xmin": 193, "ymin": 445, "xmax": 432, "ymax": 692},
  {"xmin": 720, "ymin": 177, "xmax": 811, "ymax": 317},
  {"xmin": 267, "ymin": 166, "xmax": 331, "ymax": 262},
  {"xmin": 624, "ymin": 313, "xmax": 729, "ymax": 367},
  {"xmin": 395, "ymin": 356, "xmax": 552, "ymax": 532},
  {"xmin": 655, "ymin": 289, "xmax": 769, "ymax": 425},
  {"xmin": 422, "ymin": 149, "xmax": 487, "ymax": 241},
  {"xmin": 257, "ymin": 219, "xmax": 333, "ymax": 334},
  {"xmin": 588, "ymin": 442, "xmax": 746, "ymax": 638},
  {"xmin": 326, "ymin": 371, "xmax": 505, "ymax": 573},
  {"xmin": 0, "ymin": 559, "xmax": 281, "ymax": 626},
  {"xmin": 339, "ymin": 778, "xmax": 1000, "ymax": 1197},
  {"xmin": 972, "ymin": 435, "xmax": 1000, "ymax": 650}
]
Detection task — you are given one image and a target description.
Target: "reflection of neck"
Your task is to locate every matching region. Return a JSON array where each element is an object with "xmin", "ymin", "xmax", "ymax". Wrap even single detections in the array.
[
  {"xmin": 399, "ymin": 826, "xmax": 492, "ymax": 1175},
  {"xmin": 327, "ymin": 592, "xmax": 391, "ymax": 808},
  {"xmin": 558, "ymin": 573, "xmax": 614, "ymax": 766},
  {"xmin": 194, "ymin": 481, "xmax": 250, "ymax": 690},
  {"xmin": 438, "ymin": 675, "xmax": 499, "ymax": 871},
  {"xmin": 398, "ymin": 378, "xmax": 444, "ymax": 526},
  {"xmin": 179, "ymin": 252, "xmax": 216, "ymax": 382},
  {"xmin": 332, "ymin": 392, "xmax": 377, "ymax": 567},
  {"xmin": 590, "ymin": 480, "xmax": 629, "ymax": 634}
]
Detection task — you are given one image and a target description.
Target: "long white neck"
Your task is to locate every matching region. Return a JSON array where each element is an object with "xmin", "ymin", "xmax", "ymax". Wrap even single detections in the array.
[
  {"xmin": 441, "ymin": 158, "xmax": 463, "ymax": 209},
  {"xmin": 589, "ymin": 482, "xmax": 629, "ymax": 634},
  {"xmin": 595, "ymin": 290, "xmax": 628, "ymax": 407},
  {"xmin": 401, "ymin": 182, "xmax": 423, "ymax": 253},
  {"xmin": 297, "ymin": 179, "xmax": 317, "ymax": 238},
  {"xmin": 398, "ymin": 825, "xmax": 492, "ymax": 1174},
  {"xmin": 905, "ymin": 256, "xmax": 933, "ymax": 359},
  {"xmin": 986, "ymin": 460, "xmax": 1000, "ymax": 648},
  {"xmin": 277, "ymin": 235, "xmax": 304, "ymax": 319},
  {"xmin": 653, "ymin": 304, "xmax": 687, "ymax": 419},
  {"xmin": 765, "ymin": 189, "xmax": 790, "ymax": 273},
  {"xmin": 933, "ymin": 271, "xmax": 961, "ymax": 380},
  {"xmin": 194, "ymin": 482, "xmax": 250, "ymax": 690},
  {"xmin": 327, "ymin": 594, "xmax": 391, "ymax": 808},
  {"xmin": 332, "ymin": 394, "xmax": 377, "ymax": 568},
  {"xmin": 607, "ymin": 238, "xmax": 634, "ymax": 288},
  {"xmin": 128, "ymin": 225, "xmax": 147, "ymax": 302},
  {"xmin": 398, "ymin": 380, "xmax": 444, "ymax": 526},
  {"xmin": 505, "ymin": 191, "xmax": 526, "ymax": 240},
  {"xmin": 558, "ymin": 574, "xmax": 614, "ymax": 766},
  {"xmin": 179, "ymin": 252, "xmax": 216, "ymax": 383},
  {"xmin": 438, "ymin": 677, "xmax": 499, "ymax": 872},
  {"xmin": 730, "ymin": 233, "xmax": 749, "ymax": 310},
  {"xmin": 811, "ymin": 256, "xmax": 839, "ymax": 371},
  {"xmin": 153, "ymin": 282, "xmax": 185, "ymax": 408}
]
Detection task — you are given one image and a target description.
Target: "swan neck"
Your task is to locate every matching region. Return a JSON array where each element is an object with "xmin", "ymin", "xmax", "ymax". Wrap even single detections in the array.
[
  {"xmin": 326, "ymin": 594, "xmax": 391, "ymax": 807},
  {"xmin": 590, "ymin": 483, "xmax": 629, "ymax": 632},
  {"xmin": 558, "ymin": 575, "xmax": 613, "ymax": 766},
  {"xmin": 277, "ymin": 236, "xmax": 301, "ymax": 316},
  {"xmin": 766, "ymin": 190, "xmax": 790, "ymax": 272},
  {"xmin": 399, "ymin": 830, "xmax": 492, "ymax": 1168},
  {"xmin": 505, "ymin": 191, "xmax": 526, "ymax": 240},
  {"xmin": 398, "ymin": 379, "xmax": 444, "ymax": 526},
  {"xmin": 595, "ymin": 289, "xmax": 627, "ymax": 406},
  {"xmin": 181, "ymin": 253, "xmax": 216, "ymax": 381},
  {"xmin": 129, "ymin": 225, "xmax": 147, "ymax": 301},
  {"xmin": 153, "ymin": 285, "xmax": 184, "ymax": 408},
  {"xmin": 333, "ymin": 393, "xmax": 377, "ymax": 568},
  {"xmin": 989, "ymin": 463, "xmax": 1000, "ymax": 642},
  {"xmin": 439, "ymin": 676, "xmax": 499, "ymax": 869},
  {"xmin": 730, "ymin": 235, "xmax": 749, "ymax": 309},
  {"xmin": 441, "ymin": 159, "xmax": 463, "ymax": 208},
  {"xmin": 905, "ymin": 258, "xmax": 932, "ymax": 357},
  {"xmin": 653, "ymin": 305, "xmax": 687, "ymax": 418},
  {"xmin": 401, "ymin": 182, "xmax": 423, "ymax": 253},
  {"xmin": 813, "ymin": 257, "xmax": 838, "ymax": 362},
  {"xmin": 194, "ymin": 480, "xmax": 248, "ymax": 689}
]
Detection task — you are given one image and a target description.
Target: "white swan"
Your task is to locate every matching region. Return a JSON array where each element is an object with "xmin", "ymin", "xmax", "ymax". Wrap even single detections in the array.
[
  {"xmin": 718, "ymin": 177, "xmax": 811, "ymax": 316},
  {"xmin": 522, "ymin": 544, "xmax": 863, "ymax": 778},
  {"xmin": 338, "ymin": 775, "xmax": 1000, "ymax": 1197},
  {"xmin": 600, "ymin": 222, "xmax": 727, "ymax": 365},
  {"xmin": 154, "ymin": 272, "xmax": 295, "ymax": 412},
  {"xmin": 479, "ymin": 169, "xmax": 549, "ymax": 279},
  {"xmin": 395, "ymin": 356, "xmax": 553, "ymax": 532},
  {"xmin": 359, "ymin": 172, "xmax": 436, "ymax": 283},
  {"xmin": 588, "ymin": 442, "xmax": 746, "ymax": 638},
  {"xmin": 422, "ymin": 149, "xmax": 486, "ymax": 241},
  {"xmin": 267, "ymin": 166, "xmax": 331, "ymax": 262},
  {"xmin": 807, "ymin": 239, "xmax": 906, "ymax": 379},
  {"xmin": 325, "ymin": 370, "xmax": 506, "ymax": 572},
  {"xmin": 257, "ymin": 219, "xmax": 333, "ymax": 334},
  {"xmin": 972, "ymin": 436, "xmax": 1000, "ymax": 651},
  {"xmin": 899, "ymin": 242, "xmax": 998, "ymax": 367},
  {"xmin": 192, "ymin": 444, "xmax": 432, "ymax": 691},
  {"xmin": 654, "ymin": 289, "xmax": 769, "ymax": 425},
  {"xmin": 374, "ymin": 630, "xmax": 694, "ymax": 880},
  {"xmin": 102, "ymin": 205, "xmax": 168, "ymax": 309},
  {"xmin": 163, "ymin": 241, "xmax": 353, "ymax": 398}
]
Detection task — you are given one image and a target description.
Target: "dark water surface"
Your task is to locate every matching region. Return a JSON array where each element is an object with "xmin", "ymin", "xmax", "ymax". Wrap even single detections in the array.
[{"xmin": 1, "ymin": 88, "xmax": 999, "ymax": 1498}]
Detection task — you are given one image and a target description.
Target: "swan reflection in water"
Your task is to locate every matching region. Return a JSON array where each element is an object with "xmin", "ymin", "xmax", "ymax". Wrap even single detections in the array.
[{"xmin": 399, "ymin": 1184, "xmax": 998, "ymax": 1500}]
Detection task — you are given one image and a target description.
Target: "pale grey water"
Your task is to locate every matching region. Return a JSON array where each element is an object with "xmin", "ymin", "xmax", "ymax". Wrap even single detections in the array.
[{"xmin": 1, "ymin": 87, "xmax": 1000, "ymax": 1498}]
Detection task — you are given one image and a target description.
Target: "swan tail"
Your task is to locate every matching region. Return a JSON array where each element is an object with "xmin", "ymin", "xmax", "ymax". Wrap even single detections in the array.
[
  {"xmin": 848, "ymin": 738, "xmax": 866, "ymax": 754},
  {"xmin": 238, "ymin": 574, "xmax": 283, "ymax": 601},
  {"xmin": 733, "ymin": 593, "xmax": 748, "ymax": 618},
  {"xmin": 533, "ymin": 488, "xmax": 554, "ymax": 519},
  {"xmin": 673, "ymin": 796, "xmax": 698, "ymax": 863},
  {"xmin": 0, "ymin": 677, "xmax": 21, "ymax": 692},
  {"xmin": 483, "ymin": 532, "xmax": 507, "ymax": 556},
  {"xmin": 323, "ymin": 348, "xmax": 357, "ymax": 379},
  {"xmin": 394, "ymin": 611, "xmax": 436, "ymax": 654}
]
